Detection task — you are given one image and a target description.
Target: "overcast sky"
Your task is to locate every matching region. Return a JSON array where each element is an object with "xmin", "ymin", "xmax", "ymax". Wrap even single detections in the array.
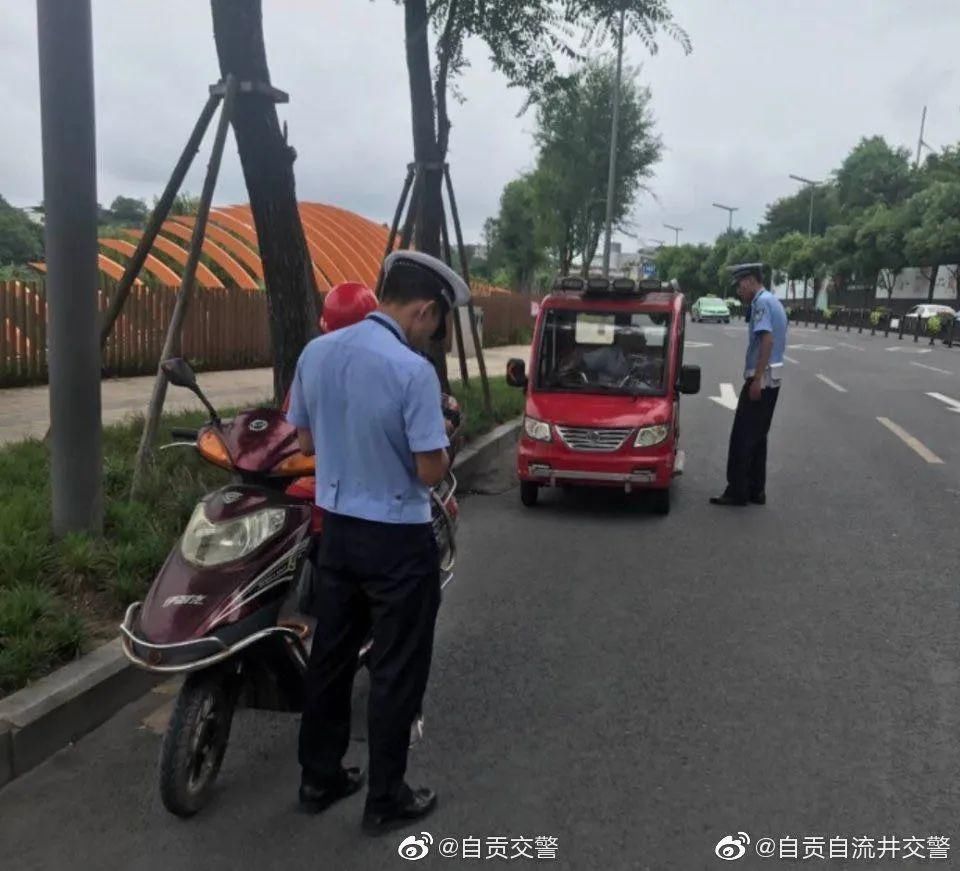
[{"xmin": 2, "ymin": 0, "xmax": 959, "ymax": 249}]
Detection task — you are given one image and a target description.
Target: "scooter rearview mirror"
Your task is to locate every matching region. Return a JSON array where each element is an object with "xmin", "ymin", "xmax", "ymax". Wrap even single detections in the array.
[{"xmin": 161, "ymin": 358, "xmax": 198, "ymax": 390}]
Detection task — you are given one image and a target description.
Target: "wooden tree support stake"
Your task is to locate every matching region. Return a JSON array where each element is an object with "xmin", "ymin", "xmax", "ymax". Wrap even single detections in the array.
[
  {"xmin": 130, "ymin": 74, "xmax": 239, "ymax": 498},
  {"xmin": 379, "ymin": 160, "xmax": 492, "ymax": 413},
  {"xmin": 444, "ymin": 165, "xmax": 491, "ymax": 413},
  {"xmin": 98, "ymin": 93, "xmax": 222, "ymax": 350}
]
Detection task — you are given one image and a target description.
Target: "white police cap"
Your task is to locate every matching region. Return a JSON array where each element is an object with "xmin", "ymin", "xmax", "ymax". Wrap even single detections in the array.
[
  {"xmin": 728, "ymin": 262, "xmax": 765, "ymax": 287},
  {"xmin": 383, "ymin": 250, "xmax": 472, "ymax": 310}
]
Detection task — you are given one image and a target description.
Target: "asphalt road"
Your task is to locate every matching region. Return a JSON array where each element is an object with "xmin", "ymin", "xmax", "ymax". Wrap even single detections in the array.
[{"xmin": 2, "ymin": 321, "xmax": 960, "ymax": 870}]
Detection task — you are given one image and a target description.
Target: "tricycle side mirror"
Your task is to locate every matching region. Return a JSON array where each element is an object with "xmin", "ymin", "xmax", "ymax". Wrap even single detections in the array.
[
  {"xmin": 506, "ymin": 358, "xmax": 528, "ymax": 389},
  {"xmin": 678, "ymin": 364, "xmax": 701, "ymax": 395},
  {"xmin": 161, "ymin": 357, "xmax": 198, "ymax": 390}
]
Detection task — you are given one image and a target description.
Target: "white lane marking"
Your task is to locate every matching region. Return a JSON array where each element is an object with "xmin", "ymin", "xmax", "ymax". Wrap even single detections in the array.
[
  {"xmin": 912, "ymin": 362, "xmax": 953, "ymax": 376},
  {"xmin": 816, "ymin": 374, "xmax": 848, "ymax": 393},
  {"xmin": 709, "ymin": 383, "xmax": 738, "ymax": 410},
  {"xmin": 927, "ymin": 392, "xmax": 960, "ymax": 414},
  {"xmin": 886, "ymin": 346, "xmax": 932, "ymax": 354},
  {"xmin": 685, "ymin": 341, "xmax": 713, "ymax": 349},
  {"xmin": 838, "ymin": 342, "xmax": 865, "ymax": 351},
  {"xmin": 877, "ymin": 417, "xmax": 944, "ymax": 464},
  {"xmin": 789, "ymin": 344, "xmax": 833, "ymax": 351},
  {"xmin": 783, "ymin": 355, "xmax": 800, "ymax": 364}
]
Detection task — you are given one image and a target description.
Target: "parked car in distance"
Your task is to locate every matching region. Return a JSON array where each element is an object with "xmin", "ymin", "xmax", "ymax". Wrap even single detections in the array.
[
  {"xmin": 691, "ymin": 296, "xmax": 730, "ymax": 323},
  {"xmin": 903, "ymin": 304, "xmax": 957, "ymax": 327}
]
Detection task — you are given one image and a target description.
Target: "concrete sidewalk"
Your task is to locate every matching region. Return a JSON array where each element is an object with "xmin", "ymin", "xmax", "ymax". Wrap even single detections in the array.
[{"xmin": 0, "ymin": 346, "xmax": 529, "ymax": 446}]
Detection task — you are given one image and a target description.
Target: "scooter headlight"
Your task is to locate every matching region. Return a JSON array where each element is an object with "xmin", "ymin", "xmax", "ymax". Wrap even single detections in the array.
[
  {"xmin": 181, "ymin": 504, "xmax": 287, "ymax": 567},
  {"xmin": 634, "ymin": 424, "xmax": 670, "ymax": 447},
  {"xmin": 523, "ymin": 415, "xmax": 553, "ymax": 442}
]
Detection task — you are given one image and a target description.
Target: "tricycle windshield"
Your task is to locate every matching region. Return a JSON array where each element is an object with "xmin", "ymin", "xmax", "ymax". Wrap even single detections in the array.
[{"xmin": 535, "ymin": 308, "xmax": 671, "ymax": 396}]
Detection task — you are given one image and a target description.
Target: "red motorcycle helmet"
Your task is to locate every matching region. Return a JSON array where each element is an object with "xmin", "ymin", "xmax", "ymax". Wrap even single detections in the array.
[{"xmin": 320, "ymin": 281, "xmax": 378, "ymax": 333}]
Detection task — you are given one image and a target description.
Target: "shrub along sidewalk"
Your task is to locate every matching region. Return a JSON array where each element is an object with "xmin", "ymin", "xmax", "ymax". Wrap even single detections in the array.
[{"xmin": 0, "ymin": 377, "xmax": 523, "ymax": 697}]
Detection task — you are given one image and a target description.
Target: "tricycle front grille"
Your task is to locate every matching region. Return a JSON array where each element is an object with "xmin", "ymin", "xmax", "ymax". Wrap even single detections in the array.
[{"xmin": 556, "ymin": 426, "xmax": 632, "ymax": 453}]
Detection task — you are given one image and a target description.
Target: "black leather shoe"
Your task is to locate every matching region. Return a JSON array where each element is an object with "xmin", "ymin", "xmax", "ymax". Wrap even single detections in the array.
[
  {"xmin": 361, "ymin": 785, "xmax": 437, "ymax": 835},
  {"xmin": 709, "ymin": 494, "xmax": 748, "ymax": 506},
  {"xmin": 299, "ymin": 767, "xmax": 365, "ymax": 814},
  {"xmin": 749, "ymin": 492, "xmax": 766, "ymax": 505}
]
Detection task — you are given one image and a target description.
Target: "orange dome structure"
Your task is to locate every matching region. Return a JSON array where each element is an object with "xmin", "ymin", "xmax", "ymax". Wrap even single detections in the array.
[{"xmin": 30, "ymin": 200, "xmax": 509, "ymax": 298}]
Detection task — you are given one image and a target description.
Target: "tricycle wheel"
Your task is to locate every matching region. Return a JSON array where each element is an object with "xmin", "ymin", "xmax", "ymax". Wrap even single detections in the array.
[
  {"xmin": 520, "ymin": 481, "xmax": 539, "ymax": 507},
  {"xmin": 650, "ymin": 488, "xmax": 671, "ymax": 515},
  {"xmin": 159, "ymin": 670, "xmax": 236, "ymax": 818}
]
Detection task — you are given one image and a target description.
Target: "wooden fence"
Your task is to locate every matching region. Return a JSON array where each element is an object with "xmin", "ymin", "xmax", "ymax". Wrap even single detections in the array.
[{"xmin": 0, "ymin": 280, "xmax": 536, "ymax": 387}]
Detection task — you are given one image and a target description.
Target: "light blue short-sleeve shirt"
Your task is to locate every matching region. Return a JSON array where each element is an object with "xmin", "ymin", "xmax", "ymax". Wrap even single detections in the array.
[
  {"xmin": 745, "ymin": 289, "xmax": 788, "ymax": 386},
  {"xmin": 286, "ymin": 313, "xmax": 449, "ymax": 525}
]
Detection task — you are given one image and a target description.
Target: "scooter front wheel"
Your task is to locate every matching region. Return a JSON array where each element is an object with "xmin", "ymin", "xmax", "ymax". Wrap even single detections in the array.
[{"xmin": 159, "ymin": 669, "xmax": 237, "ymax": 817}]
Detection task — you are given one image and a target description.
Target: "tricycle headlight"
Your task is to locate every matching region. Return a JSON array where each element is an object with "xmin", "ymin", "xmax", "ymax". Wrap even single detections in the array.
[
  {"xmin": 634, "ymin": 424, "xmax": 670, "ymax": 447},
  {"xmin": 523, "ymin": 415, "xmax": 553, "ymax": 442},
  {"xmin": 181, "ymin": 504, "xmax": 287, "ymax": 567}
]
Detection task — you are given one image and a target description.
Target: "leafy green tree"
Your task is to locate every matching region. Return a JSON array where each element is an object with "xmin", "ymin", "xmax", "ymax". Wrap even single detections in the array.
[
  {"xmin": 756, "ymin": 185, "xmax": 839, "ymax": 242},
  {"xmin": 655, "ymin": 243, "xmax": 711, "ymax": 297},
  {"xmin": 920, "ymin": 144, "xmax": 960, "ymax": 185},
  {"xmin": 393, "ymin": 0, "xmax": 687, "ymax": 384},
  {"xmin": 166, "ymin": 192, "xmax": 201, "ymax": 216},
  {"xmin": 904, "ymin": 182, "xmax": 960, "ymax": 298},
  {"xmin": 486, "ymin": 174, "xmax": 550, "ymax": 293},
  {"xmin": 854, "ymin": 204, "xmax": 909, "ymax": 299},
  {"xmin": 698, "ymin": 229, "xmax": 746, "ymax": 295},
  {"xmin": 107, "ymin": 196, "xmax": 148, "ymax": 226},
  {"xmin": 810, "ymin": 223, "xmax": 859, "ymax": 293},
  {"xmin": 534, "ymin": 59, "xmax": 661, "ymax": 275},
  {"xmin": 0, "ymin": 195, "xmax": 44, "ymax": 264},
  {"xmin": 834, "ymin": 136, "xmax": 915, "ymax": 214}
]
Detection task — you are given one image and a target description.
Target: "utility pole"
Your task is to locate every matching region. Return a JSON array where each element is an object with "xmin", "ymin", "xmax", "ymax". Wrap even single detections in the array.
[
  {"xmin": 663, "ymin": 223, "xmax": 683, "ymax": 246},
  {"xmin": 915, "ymin": 105, "xmax": 927, "ymax": 169},
  {"xmin": 37, "ymin": 0, "xmax": 103, "ymax": 536},
  {"xmin": 712, "ymin": 202, "xmax": 738, "ymax": 232},
  {"xmin": 602, "ymin": 4, "xmax": 626, "ymax": 278}
]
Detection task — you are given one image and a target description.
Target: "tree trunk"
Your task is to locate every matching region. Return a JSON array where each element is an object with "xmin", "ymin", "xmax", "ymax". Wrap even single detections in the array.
[
  {"xmin": 210, "ymin": 0, "xmax": 317, "ymax": 404},
  {"xmin": 927, "ymin": 264, "xmax": 939, "ymax": 301},
  {"xmin": 404, "ymin": 0, "xmax": 449, "ymax": 391}
]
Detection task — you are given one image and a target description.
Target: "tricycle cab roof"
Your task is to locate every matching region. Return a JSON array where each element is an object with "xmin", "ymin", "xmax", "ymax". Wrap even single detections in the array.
[{"xmin": 539, "ymin": 275, "xmax": 685, "ymax": 316}]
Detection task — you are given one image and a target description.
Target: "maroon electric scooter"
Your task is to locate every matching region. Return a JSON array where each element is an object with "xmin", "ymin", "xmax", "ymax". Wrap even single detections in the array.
[{"xmin": 120, "ymin": 358, "xmax": 460, "ymax": 817}]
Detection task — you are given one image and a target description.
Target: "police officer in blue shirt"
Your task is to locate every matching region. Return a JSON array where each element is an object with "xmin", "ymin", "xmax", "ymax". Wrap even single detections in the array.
[
  {"xmin": 710, "ymin": 263, "xmax": 788, "ymax": 507},
  {"xmin": 286, "ymin": 250, "xmax": 470, "ymax": 832}
]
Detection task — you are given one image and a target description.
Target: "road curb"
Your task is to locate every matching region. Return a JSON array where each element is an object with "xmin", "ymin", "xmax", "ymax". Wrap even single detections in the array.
[
  {"xmin": 0, "ymin": 639, "xmax": 158, "ymax": 789},
  {"xmin": 453, "ymin": 417, "xmax": 521, "ymax": 490},
  {"xmin": 0, "ymin": 418, "xmax": 521, "ymax": 792}
]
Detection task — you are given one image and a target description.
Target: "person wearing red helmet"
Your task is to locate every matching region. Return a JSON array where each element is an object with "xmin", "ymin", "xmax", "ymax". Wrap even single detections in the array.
[
  {"xmin": 320, "ymin": 281, "xmax": 379, "ymax": 334},
  {"xmin": 281, "ymin": 282, "xmax": 378, "ymax": 413}
]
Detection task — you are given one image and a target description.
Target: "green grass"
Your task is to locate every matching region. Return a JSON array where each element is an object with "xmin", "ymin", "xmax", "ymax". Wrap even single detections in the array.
[
  {"xmin": 453, "ymin": 376, "xmax": 526, "ymax": 443},
  {"xmin": 0, "ymin": 383, "xmax": 520, "ymax": 696},
  {"xmin": 0, "ymin": 406, "xmax": 237, "ymax": 696}
]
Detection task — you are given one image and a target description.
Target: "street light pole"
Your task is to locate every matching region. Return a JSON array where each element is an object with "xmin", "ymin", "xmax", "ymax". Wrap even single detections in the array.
[
  {"xmin": 915, "ymin": 105, "xmax": 927, "ymax": 169},
  {"xmin": 789, "ymin": 174, "xmax": 822, "ymax": 304},
  {"xmin": 36, "ymin": 0, "xmax": 103, "ymax": 536},
  {"xmin": 712, "ymin": 202, "xmax": 738, "ymax": 232},
  {"xmin": 789, "ymin": 173, "xmax": 820, "ymax": 237},
  {"xmin": 602, "ymin": 4, "xmax": 626, "ymax": 279},
  {"xmin": 663, "ymin": 223, "xmax": 683, "ymax": 246}
]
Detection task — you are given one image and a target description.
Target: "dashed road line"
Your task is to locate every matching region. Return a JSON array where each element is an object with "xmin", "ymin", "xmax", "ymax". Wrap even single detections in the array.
[
  {"xmin": 838, "ymin": 342, "xmax": 865, "ymax": 351},
  {"xmin": 816, "ymin": 374, "xmax": 848, "ymax": 393},
  {"xmin": 876, "ymin": 417, "xmax": 944, "ymax": 464},
  {"xmin": 927, "ymin": 392, "xmax": 960, "ymax": 414},
  {"xmin": 886, "ymin": 346, "xmax": 932, "ymax": 354},
  {"xmin": 911, "ymin": 361, "xmax": 953, "ymax": 376},
  {"xmin": 783, "ymin": 355, "xmax": 800, "ymax": 365}
]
